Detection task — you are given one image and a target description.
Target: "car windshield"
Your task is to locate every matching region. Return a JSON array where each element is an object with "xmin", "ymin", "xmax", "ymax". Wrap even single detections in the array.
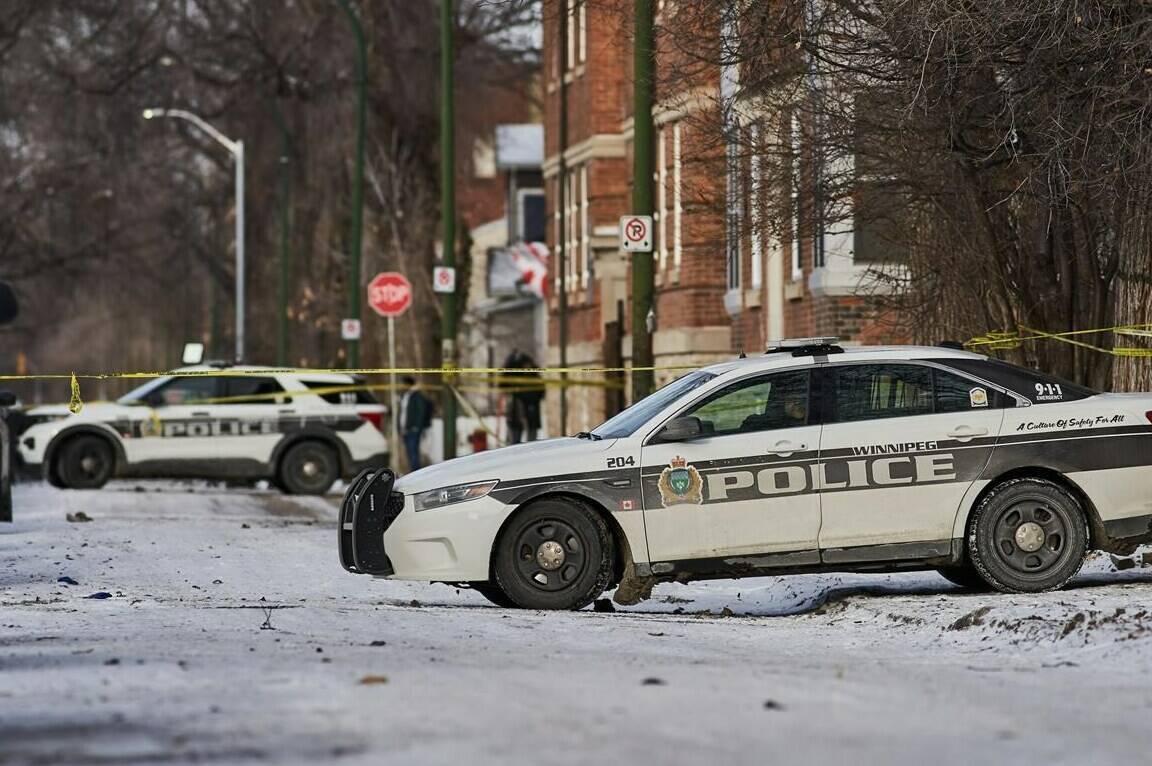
[
  {"xmin": 592, "ymin": 371, "xmax": 717, "ymax": 438},
  {"xmin": 117, "ymin": 377, "xmax": 168, "ymax": 405}
]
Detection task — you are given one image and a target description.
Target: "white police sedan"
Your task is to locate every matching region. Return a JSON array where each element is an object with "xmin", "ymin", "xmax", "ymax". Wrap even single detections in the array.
[
  {"xmin": 340, "ymin": 339, "xmax": 1152, "ymax": 609},
  {"xmin": 20, "ymin": 365, "xmax": 388, "ymax": 495}
]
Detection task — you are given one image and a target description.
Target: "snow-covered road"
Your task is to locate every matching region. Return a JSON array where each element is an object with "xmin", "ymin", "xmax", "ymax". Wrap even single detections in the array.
[{"xmin": 3, "ymin": 481, "xmax": 1152, "ymax": 765}]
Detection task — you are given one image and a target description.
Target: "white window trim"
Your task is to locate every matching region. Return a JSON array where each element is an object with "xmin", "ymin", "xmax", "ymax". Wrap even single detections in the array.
[
  {"xmin": 580, "ymin": 164, "xmax": 589, "ymax": 289},
  {"xmin": 577, "ymin": 0, "xmax": 587, "ymax": 63},
  {"xmin": 657, "ymin": 125, "xmax": 667, "ymax": 274},
  {"xmin": 566, "ymin": 0, "xmax": 576, "ymax": 71}
]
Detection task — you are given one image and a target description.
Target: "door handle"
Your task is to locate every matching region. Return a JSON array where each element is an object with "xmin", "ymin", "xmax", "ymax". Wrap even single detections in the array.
[
  {"xmin": 768, "ymin": 439, "xmax": 806, "ymax": 457},
  {"xmin": 190, "ymin": 411, "xmax": 211, "ymax": 417},
  {"xmin": 947, "ymin": 425, "xmax": 988, "ymax": 442},
  {"xmin": 278, "ymin": 409, "xmax": 296, "ymax": 415}
]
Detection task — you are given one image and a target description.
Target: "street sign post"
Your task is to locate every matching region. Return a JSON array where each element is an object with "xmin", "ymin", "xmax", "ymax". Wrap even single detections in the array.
[
  {"xmin": 367, "ymin": 272, "xmax": 413, "ymax": 466},
  {"xmin": 620, "ymin": 215, "xmax": 653, "ymax": 252}
]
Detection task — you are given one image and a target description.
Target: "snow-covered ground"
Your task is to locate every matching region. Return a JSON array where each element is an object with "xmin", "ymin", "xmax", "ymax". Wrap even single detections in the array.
[{"xmin": 3, "ymin": 481, "xmax": 1152, "ymax": 765}]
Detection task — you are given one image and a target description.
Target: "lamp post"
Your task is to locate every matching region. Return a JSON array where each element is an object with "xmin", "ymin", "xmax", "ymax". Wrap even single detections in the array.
[
  {"xmin": 143, "ymin": 108, "xmax": 246, "ymax": 363},
  {"xmin": 337, "ymin": 0, "xmax": 367, "ymax": 369}
]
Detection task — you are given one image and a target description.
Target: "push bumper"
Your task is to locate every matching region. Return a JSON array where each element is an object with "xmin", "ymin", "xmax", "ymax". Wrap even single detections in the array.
[
  {"xmin": 338, "ymin": 467, "xmax": 402, "ymax": 576},
  {"xmin": 338, "ymin": 471, "xmax": 516, "ymax": 582}
]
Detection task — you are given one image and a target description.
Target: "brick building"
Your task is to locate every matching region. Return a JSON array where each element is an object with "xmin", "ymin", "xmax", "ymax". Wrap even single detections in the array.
[{"xmin": 542, "ymin": 0, "xmax": 902, "ymax": 433}]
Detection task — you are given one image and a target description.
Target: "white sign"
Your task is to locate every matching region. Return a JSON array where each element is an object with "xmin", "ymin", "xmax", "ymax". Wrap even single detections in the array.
[
  {"xmin": 433, "ymin": 266, "xmax": 456, "ymax": 294},
  {"xmin": 620, "ymin": 215, "xmax": 653, "ymax": 252},
  {"xmin": 341, "ymin": 318, "xmax": 362, "ymax": 341}
]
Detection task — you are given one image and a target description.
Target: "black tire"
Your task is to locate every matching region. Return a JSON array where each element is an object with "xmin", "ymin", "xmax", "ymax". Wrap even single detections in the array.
[
  {"xmin": 967, "ymin": 477, "xmax": 1088, "ymax": 593},
  {"xmin": 936, "ymin": 564, "xmax": 991, "ymax": 590},
  {"xmin": 278, "ymin": 441, "xmax": 339, "ymax": 495},
  {"xmin": 493, "ymin": 497, "xmax": 615, "ymax": 610},
  {"xmin": 468, "ymin": 582, "xmax": 519, "ymax": 608},
  {"xmin": 55, "ymin": 435, "xmax": 114, "ymax": 490}
]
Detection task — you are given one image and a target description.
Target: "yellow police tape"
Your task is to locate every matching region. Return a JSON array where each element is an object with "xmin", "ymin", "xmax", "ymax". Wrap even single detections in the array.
[
  {"xmin": 15, "ymin": 326, "xmax": 1152, "ymax": 417},
  {"xmin": 1, "ymin": 364, "xmax": 693, "ymax": 415},
  {"xmin": 965, "ymin": 323, "xmax": 1152, "ymax": 357}
]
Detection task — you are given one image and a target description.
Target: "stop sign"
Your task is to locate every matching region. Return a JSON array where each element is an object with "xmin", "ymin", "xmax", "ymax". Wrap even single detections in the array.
[{"xmin": 367, "ymin": 272, "xmax": 412, "ymax": 318}]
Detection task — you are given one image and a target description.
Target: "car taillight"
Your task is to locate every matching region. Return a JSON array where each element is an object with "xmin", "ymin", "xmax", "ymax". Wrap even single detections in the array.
[
  {"xmin": 359, "ymin": 411, "xmax": 384, "ymax": 432},
  {"xmin": 1146, "ymin": 411, "xmax": 1152, "ymax": 425}
]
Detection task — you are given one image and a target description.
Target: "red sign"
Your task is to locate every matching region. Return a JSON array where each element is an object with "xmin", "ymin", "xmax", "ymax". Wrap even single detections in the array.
[{"xmin": 367, "ymin": 272, "xmax": 412, "ymax": 318}]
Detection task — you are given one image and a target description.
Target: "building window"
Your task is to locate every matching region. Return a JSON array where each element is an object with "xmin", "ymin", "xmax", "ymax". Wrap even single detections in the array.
[
  {"xmin": 749, "ymin": 120, "xmax": 763, "ymax": 290},
  {"xmin": 789, "ymin": 112, "xmax": 803, "ymax": 282},
  {"xmin": 725, "ymin": 137, "xmax": 742, "ymax": 290},
  {"xmin": 672, "ymin": 122, "xmax": 682, "ymax": 272}
]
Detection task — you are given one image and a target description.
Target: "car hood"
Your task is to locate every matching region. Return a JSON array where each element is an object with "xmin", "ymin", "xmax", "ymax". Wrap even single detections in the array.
[
  {"xmin": 26, "ymin": 401, "xmax": 133, "ymax": 421},
  {"xmin": 396, "ymin": 437, "xmax": 618, "ymax": 494}
]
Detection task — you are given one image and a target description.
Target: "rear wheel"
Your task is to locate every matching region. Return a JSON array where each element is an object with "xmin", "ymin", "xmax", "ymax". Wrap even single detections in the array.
[
  {"xmin": 278, "ymin": 441, "xmax": 339, "ymax": 495},
  {"xmin": 55, "ymin": 435, "xmax": 114, "ymax": 490},
  {"xmin": 493, "ymin": 497, "xmax": 614, "ymax": 610},
  {"xmin": 967, "ymin": 478, "xmax": 1088, "ymax": 593}
]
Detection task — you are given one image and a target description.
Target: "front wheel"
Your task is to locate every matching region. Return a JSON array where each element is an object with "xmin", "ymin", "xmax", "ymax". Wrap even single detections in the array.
[
  {"xmin": 967, "ymin": 478, "xmax": 1088, "ymax": 593},
  {"xmin": 278, "ymin": 441, "xmax": 339, "ymax": 495},
  {"xmin": 493, "ymin": 498, "xmax": 615, "ymax": 610},
  {"xmin": 936, "ymin": 564, "xmax": 990, "ymax": 590},
  {"xmin": 55, "ymin": 435, "xmax": 114, "ymax": 489}
]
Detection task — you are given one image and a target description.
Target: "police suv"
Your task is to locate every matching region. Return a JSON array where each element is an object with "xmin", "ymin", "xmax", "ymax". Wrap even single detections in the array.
[
  {"xmin": 340, "ymin": 339, "xmax": 1152, "ymax": 609},
  {"xmin": 19, "ymin": 366, "xmax": 388, "ymax": 494}
]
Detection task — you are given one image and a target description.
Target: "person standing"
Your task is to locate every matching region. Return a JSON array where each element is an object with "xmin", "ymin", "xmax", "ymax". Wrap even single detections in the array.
[
  {"xmin": 399, "ymin": 376, "xmax": 432, "ymax": 472},
  {"xmin": 504, "ymin": 352, "xmax": 544, "ymax": 444}
]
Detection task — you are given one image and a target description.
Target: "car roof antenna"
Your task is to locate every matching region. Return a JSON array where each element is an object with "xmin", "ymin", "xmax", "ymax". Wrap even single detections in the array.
[{"xmin": 738, "ymin": 348, "xmax": 746, "ymax": 359}]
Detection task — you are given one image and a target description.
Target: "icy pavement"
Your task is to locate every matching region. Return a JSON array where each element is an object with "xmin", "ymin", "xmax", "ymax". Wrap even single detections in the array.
[{"xmin": 3, "ymin": 481, "xmax": 1152, "ymax": 765}]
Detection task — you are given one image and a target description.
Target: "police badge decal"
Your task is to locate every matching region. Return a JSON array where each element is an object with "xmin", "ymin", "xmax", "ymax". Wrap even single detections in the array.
[{"xmin": 658, "ymin": 455, "xmax": 704, "ymax": 506}]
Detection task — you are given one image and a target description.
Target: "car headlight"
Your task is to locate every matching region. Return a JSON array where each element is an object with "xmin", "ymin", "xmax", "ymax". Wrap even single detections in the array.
[{"xmin": 413, "ymin": 480, "xmax": 499, "ymax": 512}]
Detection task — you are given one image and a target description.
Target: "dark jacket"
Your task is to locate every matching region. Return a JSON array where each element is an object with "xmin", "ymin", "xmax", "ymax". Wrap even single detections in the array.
[{"xmin": 402, "ymin": 389, "xmax": 433, "ymax": 435}]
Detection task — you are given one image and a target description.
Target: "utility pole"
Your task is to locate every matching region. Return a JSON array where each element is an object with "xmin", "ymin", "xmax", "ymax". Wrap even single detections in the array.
[
  {"xmin": 274, "ymin": 102, "xmax": 292, "ymax": 367},
  {"xmin": 440, "ymin": 0, "xmax": 458, "ymax": 460},
  {"xmin": 557, "ymin": 0, "xmax": 570, "ymax": 433},
  {"xmin": 338, "ymin": 0, "xmax": 367, "ymax": 368},
  {"xmin": 631, "ymin": 0, "xmax": 656, "ymax": 401}
]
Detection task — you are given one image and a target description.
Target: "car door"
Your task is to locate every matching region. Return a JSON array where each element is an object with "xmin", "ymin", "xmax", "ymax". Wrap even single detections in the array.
[
  {"xmin": 640, "ymin": 367, "xmax": 822, "ymax": 566},
  {"xmin": 816, "ymin": 362, "xmax": 1007, "ymax": 562},
  {"xmin": 207, "ymin": 376, "xmax": 292, "ymax": 462},
  {"xmin": 125, "ymin": 375, "xmax": 227, "ymax": 463}
]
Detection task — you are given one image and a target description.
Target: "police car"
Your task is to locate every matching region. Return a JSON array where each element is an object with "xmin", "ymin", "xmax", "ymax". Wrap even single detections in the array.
[
  {"xmin": 19, "ymin": 366, "xmax": 388, "ymax": 494},
  {"xmin": 339, "ymin": 339, "xmax": 1152, "ymax": 609}
]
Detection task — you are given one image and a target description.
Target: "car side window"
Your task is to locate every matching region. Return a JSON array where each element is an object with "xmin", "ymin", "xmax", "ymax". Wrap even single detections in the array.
[
  {"xmin": 933, "ymin": 368, "xmax": 1004, "ymax": 412},
  {"xmin": 831, "ymin": 364, "xmax": 932, "ymax": 423},
  {"xmin": 684, "ymin": 370, "xmax": 809, "ymax": 436},
  {"xmin": 146, "ymin": 377, "xmax": 224, "ymax": 407},
  {"xmin": 226, "ymin": 377, "xmax": 289, "ymax": 405}
]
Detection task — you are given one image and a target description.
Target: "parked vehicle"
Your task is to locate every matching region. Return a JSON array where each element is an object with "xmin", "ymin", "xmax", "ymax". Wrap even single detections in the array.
[
  {"xmin": 340, "ymin": 339, "xmax": 1152, "ymax": 608},
  {"xmin": 19, "ymin": 365, "xmax": 388, "ymax": 495}
]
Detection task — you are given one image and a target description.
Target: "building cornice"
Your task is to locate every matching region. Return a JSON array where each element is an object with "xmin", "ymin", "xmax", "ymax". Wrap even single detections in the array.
[{"xmin": 543, "ymin": 133, "xmax": 628, "ymax": 177}]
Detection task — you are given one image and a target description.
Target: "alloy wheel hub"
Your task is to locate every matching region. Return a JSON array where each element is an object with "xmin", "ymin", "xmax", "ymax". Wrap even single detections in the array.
[
  {"xmin": 1014, "ymin": 521, "xmax": 1045, "ymax": 553},
  {"xmin": 535, "ymin": 541, "xmax": 566, "ymax": 571}
]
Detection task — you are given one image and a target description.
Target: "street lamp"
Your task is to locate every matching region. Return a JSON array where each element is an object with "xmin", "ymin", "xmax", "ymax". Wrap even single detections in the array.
[{"xmin": 143, "ymin": 108, "xmax": 246, "ymax": 363}]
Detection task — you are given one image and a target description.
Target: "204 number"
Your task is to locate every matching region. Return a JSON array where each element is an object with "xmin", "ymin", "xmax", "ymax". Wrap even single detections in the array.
[{"xmin": 607, "ymin": 456, "xmax": 636, "ymax": 468}]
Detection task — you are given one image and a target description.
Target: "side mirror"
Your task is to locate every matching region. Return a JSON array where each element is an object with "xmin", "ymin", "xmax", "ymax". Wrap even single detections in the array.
[
  {"xmin": 0, "ymin": 391, "xmax": 15, "ymax": 407},
  {"xmin": 657, "ymin": 416, "xmax": 703, "ymax": 443}
]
